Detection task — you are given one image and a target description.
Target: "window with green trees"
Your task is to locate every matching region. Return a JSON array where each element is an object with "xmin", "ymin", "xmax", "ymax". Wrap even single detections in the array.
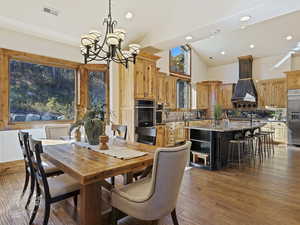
[
  {"xmin": 88, "ymin": 71, "xmax": 107, "ymax": 111},
  {"xmin": 9, "ymin": 59, "xmax": 75, "ymax": 122},
  {"xmin": 170, "ymin": 45, "xmax": 191, "ymax": 76}
]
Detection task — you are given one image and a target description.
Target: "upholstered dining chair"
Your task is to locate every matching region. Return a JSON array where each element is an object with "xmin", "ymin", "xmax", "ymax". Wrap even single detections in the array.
[
  {"xmin": 45, "ymin": 124, "xmax": 70, "ymax": 140},
  {"xmin": 110, "ymin": 141, "xmax": 191, "ymax": 225},
  {"xmin": 18, "ymin": 131, "xmax": 63, "ymax": 209},
  {"xmin": 28, "ymin": 136, "xmax": 80, "ymax": 225}
]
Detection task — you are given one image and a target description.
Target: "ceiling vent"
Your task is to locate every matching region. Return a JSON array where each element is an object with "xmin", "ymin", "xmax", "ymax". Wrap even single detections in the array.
[{"xmin": 43, "ymin": 7, "xmax": 59, "ymax": 16}]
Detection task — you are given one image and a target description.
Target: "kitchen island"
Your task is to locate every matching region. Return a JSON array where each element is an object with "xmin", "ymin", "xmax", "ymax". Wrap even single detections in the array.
[{"xmin": 186, "ymin": 121, "xmax": 266, "ymax": 170}]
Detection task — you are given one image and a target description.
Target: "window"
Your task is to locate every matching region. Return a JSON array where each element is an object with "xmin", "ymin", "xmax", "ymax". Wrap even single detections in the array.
[
  {"xmin": 9, "ymin": 59, "xmax": 75, "ymax": 122},
  {"xmin": 177, "ymin": 79, "xmax": 190, "ymax": 108},
  {"xmin": 88, "ymin": 70, "xmax": 107, "ymax": 112},
  {"xmin": 170, "ymin": 45, "xmax": 191, "ymax": 76}
]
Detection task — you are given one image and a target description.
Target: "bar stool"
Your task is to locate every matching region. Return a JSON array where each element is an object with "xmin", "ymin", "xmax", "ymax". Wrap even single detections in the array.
[
  {"xmin": 260, "ymin": 131, "xmax": 275, "ymax": 157},
  {"xmin": 227, "ymin": 139, "xmax": 247, "ymax": 168},
  {"xmin": 254, "ymin": 133, "xmax": 266, "ymax": 163}
]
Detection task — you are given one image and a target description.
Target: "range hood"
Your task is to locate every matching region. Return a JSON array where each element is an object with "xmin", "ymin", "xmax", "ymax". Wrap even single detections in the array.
[{"xmin": 231, "ymin": 55, "xmax": 257, "ymax": 108}]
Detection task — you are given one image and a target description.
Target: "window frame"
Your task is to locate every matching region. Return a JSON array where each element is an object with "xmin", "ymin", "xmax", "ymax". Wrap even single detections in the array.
[
  {"xmin": 0, "ymin": 48, "xmax": 109, "ymax": 130},
  {"xmin": 169, "ymin": 44, "xmax": 192, "ymax": 78}
]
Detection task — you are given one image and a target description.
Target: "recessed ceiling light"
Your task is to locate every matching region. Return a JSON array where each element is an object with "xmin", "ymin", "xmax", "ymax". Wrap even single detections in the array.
[
  {"xmin": 185, "ymin": 36, "xmax": 193, "ymax": 41},
  {"xmin": 240, "ymin": 15, "xmax": 251, "ymax": 22},
  {"xmin": 286, "ymin": 35, "xmax": 293, "ymax": 41},
  {"xmin": 221, "ymin": 51, "xmax": 226, "ymax": 55},
  {"xmin": 250, "ymin": 44, "xmax": 255, "ymax": 49},
  {"xmin": 125, "ymin": 11, "xmax": 134, "ymax": 20}
]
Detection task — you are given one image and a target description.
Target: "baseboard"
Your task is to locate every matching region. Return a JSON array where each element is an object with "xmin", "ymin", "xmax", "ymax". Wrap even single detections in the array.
[{"xmin": 0, "ymin": 160, "xmax": 24, "ymax": 176}]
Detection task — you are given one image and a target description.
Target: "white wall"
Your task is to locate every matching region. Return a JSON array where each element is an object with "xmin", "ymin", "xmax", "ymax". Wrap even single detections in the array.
[
  {"xmin": 207, "ymin": 54, "xmax": 292, "ymax": 83},
  {"xmin": 292, "ymin": 55, "xmax": 300, "ymax": 70}
]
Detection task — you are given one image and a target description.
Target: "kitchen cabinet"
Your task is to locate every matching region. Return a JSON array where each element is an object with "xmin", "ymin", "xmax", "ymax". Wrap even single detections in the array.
[
  {"xmin": 196, "ymin": 83, "xmax": 209, "ymax": 109},
  {"xmin": 134, "ymin": 58, "xmax": 156, "ymax": 99},
  {"xmin": 165, "ymin": 123, "xmax": 176, "ymax": 147},
  {"xmin": 196, "ymin": 81, "xmax": 222, "ymax": 118},
  {"xmin": 220, "ymin": 83, "xmax": 234, "ymax": 109},
  {"xmin": 156, "ymin": 72, "xmax": 166, "ymax": 104},
  {"xmin": 156, "ymin": 125, "xmax": 166, "ymax": 147},
  {"xmin": 165, "ymin": 76, "xmax": 177, "ymax": 109},
  {"xmin": 257, "ymin": 78, "xmax": 287, "ymax": 108},
  {"xmin": 285, "ymin": 70, "xmax": 300, "ymax": 90},
  {"xmin": 175, "ymin": 122, "xmax": 186, "ymax": 142},
  {"xmin": 119, "ymin": 53, "xmax": 160, "ymax": 142},
  {"xmin": 262, "ymin": 122, "xmax": 287, "ymax": 144}
]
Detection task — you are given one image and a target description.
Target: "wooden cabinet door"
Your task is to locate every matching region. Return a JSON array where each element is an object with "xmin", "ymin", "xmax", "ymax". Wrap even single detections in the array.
[
  {"xmin": 156, "ymin": 73, "xmax": 166, "ymax": 104},
  {"xmin": 220, "ymin": 84, "xmax": 233, "ymax": 109},
  {"xmin": 134, "ymin": 59, "xmax": 145, "ymax": 99},
  {"xmin": 196, "ymin": 83, "xmax": 209, "ymax": 109},
  {"xmin": 257, "ymin": 81, "xmax": 268, "ymax": 107},
  {"xmin": 272, "ymin": 79, "xmax": 287, "ymax": 108},
  {"xmin": 165, "ymin": 76, "xmax": 177, "ymax": 109},
  {"xmin": 170, "ymin": 76, "xmax": 177, "ymax": 109},
  {"xmin": 165, "ymin": 123, "xmax": 176, "ymax": 147},
  {"xmin": 175, "ymin": 122, "xmax": 186, "ymax": 142},
  {"xmin": 147, "ymin": 62, "xmax": 156, "ymax": 99},
  {"xmin": 287, "ymin": 72, "xmax": 300, "ymax": 90},
  {"xmin": 156, "ymin": 125, "xmax": 165, "ymax": 147}
]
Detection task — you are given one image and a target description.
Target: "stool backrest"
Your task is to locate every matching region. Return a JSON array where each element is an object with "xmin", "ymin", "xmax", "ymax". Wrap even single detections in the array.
[{"xmin": 45, "ymin": 125, "xmax": 70, "ymax": 140}]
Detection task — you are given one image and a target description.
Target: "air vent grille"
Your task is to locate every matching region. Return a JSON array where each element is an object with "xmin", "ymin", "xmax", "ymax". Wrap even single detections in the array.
[{"xmin": 43, "ymin": 7, "xmax": 59, "ymax": 16}]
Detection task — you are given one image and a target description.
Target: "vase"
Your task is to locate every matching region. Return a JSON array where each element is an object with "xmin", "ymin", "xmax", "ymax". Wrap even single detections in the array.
[
  {"xmin": 84, "ymin": 119, "xmax": 105, "ymax": 145},
  {"xmin": 99, "ymin": 135, "xmax": 109, "ymax": 150}
]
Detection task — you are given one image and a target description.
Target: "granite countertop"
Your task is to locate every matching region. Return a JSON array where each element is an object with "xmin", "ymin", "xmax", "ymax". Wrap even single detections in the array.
[{"xmin": 185, "ymin": 121, "xmax": 266, "ymax": 132}]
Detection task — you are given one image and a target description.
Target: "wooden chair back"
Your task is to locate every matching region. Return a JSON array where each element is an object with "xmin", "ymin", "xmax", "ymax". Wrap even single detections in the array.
[
  {"xmin": 136, "ymin": 127, "xmax": 157, "ymax": 145},
  {"xmin": 28, "ymin": 136, "xmax": 51, "ymax": 200}
]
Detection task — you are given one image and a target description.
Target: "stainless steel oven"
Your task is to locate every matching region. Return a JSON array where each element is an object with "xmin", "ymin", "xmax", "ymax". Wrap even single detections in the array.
[{"xmin": 135, "ymin": 100, "xmax": 156, "ymax": 143}]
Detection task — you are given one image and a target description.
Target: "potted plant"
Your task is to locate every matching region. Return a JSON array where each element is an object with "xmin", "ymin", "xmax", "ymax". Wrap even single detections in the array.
[
  {"xmin": 69, "ymin": 107, "xmax": 106, "ymax": 146},
  {"xmin": 214, "ymin": 104, "xmax": 223, "ymax": 126}
]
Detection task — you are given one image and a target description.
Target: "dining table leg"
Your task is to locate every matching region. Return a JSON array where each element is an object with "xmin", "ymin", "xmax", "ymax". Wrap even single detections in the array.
[{"xmin": 80, "ymin": 182, "xmax": 102, "ymax": 225}]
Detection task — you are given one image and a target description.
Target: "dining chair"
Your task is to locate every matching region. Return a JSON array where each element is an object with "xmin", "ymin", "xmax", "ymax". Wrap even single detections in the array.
[
  {"xmin": 18, "ymin": 131, "xmax": 63, "ymax": 209},
  {"xmin": 45, "ymin": 125, "xmax": 70, "ymax": 140},
  {"xmin": 28, "ymin": 136, "xmax": 80, "ymax": 225},
  {"xmin": 136, "ymin": 127, "xmax": 157, "ymax": 145},
  {"xmin": 111, "ymin": 124, "xmax": 128, "ymax": 140},
  {"xmin": 110, "ymin": 141, "xmax": 191, "ymax": 225}
]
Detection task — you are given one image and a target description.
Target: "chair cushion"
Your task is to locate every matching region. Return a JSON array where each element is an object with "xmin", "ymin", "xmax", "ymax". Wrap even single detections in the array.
[
  {"xmin": 112, "ymin": 177, "xmax": 152, "ymax": 203},
  {"xmin": 48, "ymin": 174, "xmax": 80, "ymax": 198},
  {"xmin": 42, "ymin": 161, "xmax": 62, "ymax": 175}
]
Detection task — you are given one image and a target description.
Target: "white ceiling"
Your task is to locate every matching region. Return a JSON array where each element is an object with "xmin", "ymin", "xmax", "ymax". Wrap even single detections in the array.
[
  {"xmin": 192, "ymin": 10, "xmax": 300, "ymax": 66},
  {"xmin": 0, "ymin": 0, "xmax": 300, "ymax": 60}
]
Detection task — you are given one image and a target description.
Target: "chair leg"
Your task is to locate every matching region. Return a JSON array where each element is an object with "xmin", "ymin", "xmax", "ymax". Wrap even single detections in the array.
[
  {"xmin": 73, "ymin": 195, "xmax": 78, "ymax": 208},
  {"xmin": 43, "ymin": 201, "xmax": 51, "ymax": 225},
  {"xmin": 25, "ymin": 175, "xmax": 35, "ymax": 209},
  {"xmin": 29, "ymin": 185, "xmax": 41, "ymax": 225},
  {"xmin": 21, "ymin": 169, "xmax": 30, "ymax": 199},
  {"xmin": 110, "ymin": 207, "xmax": 118, "ymax": 225},
  {"xmin": 171, "ymin": 209, "xmax": 179, "ymax": 225}
]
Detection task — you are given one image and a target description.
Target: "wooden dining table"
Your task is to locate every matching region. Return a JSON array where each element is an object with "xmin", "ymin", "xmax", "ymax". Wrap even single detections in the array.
[{"xmin": 41, "ymin": 140, "xmax": 156, "ymax": 225}]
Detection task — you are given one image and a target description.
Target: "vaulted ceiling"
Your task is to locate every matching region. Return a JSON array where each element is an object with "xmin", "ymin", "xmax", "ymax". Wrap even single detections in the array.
[{"xmin": 0, "ymin": 0, "xmax": 300, "ymax": 64}]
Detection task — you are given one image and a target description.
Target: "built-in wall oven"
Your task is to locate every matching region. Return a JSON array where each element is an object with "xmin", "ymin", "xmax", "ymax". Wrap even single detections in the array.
[{"xmin": 135, "ymin": 100, "xmax": 156, "ymax": 144}]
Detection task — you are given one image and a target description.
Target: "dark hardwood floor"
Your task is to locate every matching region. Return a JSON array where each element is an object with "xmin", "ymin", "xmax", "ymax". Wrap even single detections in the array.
[{"xmin": 1, "ymin": 144, "xmax": 300, "ymax": 225}]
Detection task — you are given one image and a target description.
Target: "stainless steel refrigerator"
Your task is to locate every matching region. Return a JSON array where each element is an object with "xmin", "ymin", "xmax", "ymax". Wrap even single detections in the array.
[{"xmin": 288, "ymin": 89, "xmax": 300, "ymax": 145}]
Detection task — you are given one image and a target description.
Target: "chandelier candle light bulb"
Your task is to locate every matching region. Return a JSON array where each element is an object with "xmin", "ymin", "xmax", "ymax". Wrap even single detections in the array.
[{"xmin": 80, "ymin": 0, "xmax": 140, "ymax": 67}]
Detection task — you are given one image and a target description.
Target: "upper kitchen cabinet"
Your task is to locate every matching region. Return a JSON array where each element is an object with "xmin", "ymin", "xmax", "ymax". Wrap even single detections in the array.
[
  {"xmin": 165, "ymin": 76, "xmax": 177, "ymax": 109},
  {"xmin": 257, "ymin": 78, "xmax": 287, "ymax": 108},
  {"xmin": 196, "ymin": 83, "xmax": 209, "ymax": 109},
  {"xmin": 220, "ymin": 83, "xmax": 234, "ymax": 109},
  {"xmin": 156, "ymin": 72, "xmax": 166, "ymax": 104},
  {"xmin": 134, "ymin": 57, "xmax": 157, "ymax": 99},
  {"xmin": 285, "ymin": 70, "xmax": 300, "ymax": 90}
]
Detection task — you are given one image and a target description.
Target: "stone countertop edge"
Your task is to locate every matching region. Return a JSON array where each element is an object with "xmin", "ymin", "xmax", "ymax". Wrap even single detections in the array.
[{"xmin": 185, "ymin": 123, "xmax": 266, "ymax": 132}]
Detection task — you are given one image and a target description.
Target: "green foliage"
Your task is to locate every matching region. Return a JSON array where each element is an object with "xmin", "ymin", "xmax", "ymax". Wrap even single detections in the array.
[
  {"xmin": 214, "ymin": 104, "xmax": 223, "ymax": 120},
  {"xmin": 69, "ymin": 107, "xmax": 106, "ymax": 145}
]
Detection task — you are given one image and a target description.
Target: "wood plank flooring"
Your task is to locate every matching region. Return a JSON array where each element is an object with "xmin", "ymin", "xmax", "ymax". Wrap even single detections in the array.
[{"xmin": 1, "ymin": 144, "xmax": 300, "ymax": 225}]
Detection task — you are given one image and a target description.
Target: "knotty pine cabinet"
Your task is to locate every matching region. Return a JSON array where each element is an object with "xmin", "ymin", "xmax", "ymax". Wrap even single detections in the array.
[
  {"xmin": 156, "ymin": 72, "xmax": 166, "ymax": 104},
  {"xmin": 196, "ymin": 83, "xmax": 209, "ymax": 109},
  {"xmin": 285, "ymin": 70, "xmax": 300, "ymax": 90},
  {"xmin": 256, "ymin": 78, "xmax": 287, "ymax": 108},
  {"xmin": 156, "ymin": 122, "xmax": 187, "ymax": 147},
  {"xmin": 220, "ymin": 83, "xmax": 234, "ymax": 109},
  {"xmin": 165, "ymin": 76, "xmax": 177, "ymax": 109},
  {"xmin": 134, "ymin": 58, "xmax": 156, "ymax": 99},
  {"xmin": 119, "ymin": 53, "xmax": 160, "ymax": 142}
]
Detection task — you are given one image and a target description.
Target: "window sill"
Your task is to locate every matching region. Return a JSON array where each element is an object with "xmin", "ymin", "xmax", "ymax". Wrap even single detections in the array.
[{"xmin": 1, "ymin": 120, "xmax": 74, "ymax": 131}]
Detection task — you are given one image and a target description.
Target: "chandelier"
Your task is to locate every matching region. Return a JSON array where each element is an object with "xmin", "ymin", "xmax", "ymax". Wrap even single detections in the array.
[{"xmin": 80, "ymin": 0, "xmax": 141, "ymax": 68}]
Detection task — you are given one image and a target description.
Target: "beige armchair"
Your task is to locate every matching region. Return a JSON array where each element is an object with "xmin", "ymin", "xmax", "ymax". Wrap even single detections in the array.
[
  {"xmin": 111, "ymin": 141, "xmax": 191, "ymax": 225},
  {"xmin": 45, "ymin": 124, "xmax": 70, "ymax": 139}
]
